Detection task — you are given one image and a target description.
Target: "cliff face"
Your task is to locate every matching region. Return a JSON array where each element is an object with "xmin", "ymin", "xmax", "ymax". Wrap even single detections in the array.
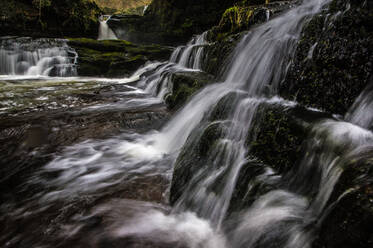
[
  {"xmin": 0, "ymin": 0, "xmax": 102, "ymax": 38},
  {"xmin": 93, "ymin": 0, "xmax": 151, "ymax": 14}
]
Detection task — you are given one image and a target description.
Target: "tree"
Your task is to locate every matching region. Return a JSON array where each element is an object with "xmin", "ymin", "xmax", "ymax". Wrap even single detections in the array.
[{"xmin": 32, "ymin": 0, "xmax": 51, "ymax": 21}]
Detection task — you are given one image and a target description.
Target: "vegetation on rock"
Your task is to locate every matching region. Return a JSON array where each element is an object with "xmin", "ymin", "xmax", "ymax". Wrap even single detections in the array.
[
  {"xmin": 281, "ymin": 0, "xmax": 373, "ymax": 115},
  {"xmin": 67, "ymin": 38, "xmax": 172, "ymax": 77},
  {"xmin": 0, "ymin": 0, "xmax": 102, "ymax": 38},
  {"xmin": 93, "ymin": 0, "xmax": 151, "ymax": 15}
]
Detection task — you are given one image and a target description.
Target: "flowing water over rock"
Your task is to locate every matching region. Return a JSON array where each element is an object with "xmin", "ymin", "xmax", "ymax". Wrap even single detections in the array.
[
  {"xmin": 98, "ymin": 15, "xmax": 118, "ymax": 40},
  {"xmin": 2, "ymin": 0, "xmax": 372, "ymax": 247},
  {"xmin": 0, "ymin": 37, "xmax": 78, "ymax": 77}
]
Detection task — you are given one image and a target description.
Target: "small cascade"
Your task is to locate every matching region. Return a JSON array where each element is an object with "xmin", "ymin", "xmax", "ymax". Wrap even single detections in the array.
[
  {"xmin": 134, "ymin": 31, "xmax": 208, "ymax": 98},
  {"xmin": 228, "ymin": 120, "xmax": 373, "ymax": 248},
  {"xmin": 167, "ymin": 0, "xmax": 333, "ymax": 223},
  {"xmin": 98, "ymin": 15, "xmax": 118, "ymax": 40},
  {"xmin": 345, "ymin": 83, "xmax": 373, "ymax": 129},
  {"xmin": 0, "ymin": 37, "xmax": 77, "ymax": 77},
  {"xmin": 143, "ymin": 5, "xmax": 149, "ymax": 15}
]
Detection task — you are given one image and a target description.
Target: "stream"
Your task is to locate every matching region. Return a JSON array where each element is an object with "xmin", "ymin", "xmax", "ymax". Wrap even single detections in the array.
[{"xmin": 1, "ymin": 0, "xmax": 372, "ymax": 247}]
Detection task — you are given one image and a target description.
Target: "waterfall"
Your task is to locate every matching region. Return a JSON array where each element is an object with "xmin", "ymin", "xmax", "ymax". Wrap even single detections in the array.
[
  {"xmin": 98, "ymin": 15, "xmax": 118, "ymax": 40},
  {"xmin": 0, "ymin": 37, "xmax": 77, "ymax": 77},
  {"xmin": 6, "ymin": 0, "xmax": 370, "ymax": 247},
  {"xmin": 143, "ymin": 5, "xmax": 149, "ymax": 15},
  {"xmin": 134, "ymin": 31, "xmax": 208, "ymax": 99}
]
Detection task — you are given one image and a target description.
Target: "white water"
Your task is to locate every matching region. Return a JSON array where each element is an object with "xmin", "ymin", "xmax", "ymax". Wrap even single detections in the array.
[
  {"xmin": 345, "ymin": 83, "xmax": 373, "ymax": 129},
  {"xmin": 4, "ymin": 0, "xmax": 372, "ymax": 247},
  {"xmin": 98, "ymin": 15, "xmax": 118, "ymax": 40},
  {"xmin": 0, "ymin": 37, "xmax": 77, "ymax": 76},
  {"xmin": 143, "ymin": 5, "xmax": 149, "ymax": 15}
]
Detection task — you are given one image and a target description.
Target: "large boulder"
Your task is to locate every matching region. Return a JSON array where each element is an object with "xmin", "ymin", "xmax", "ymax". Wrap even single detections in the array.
[
  {"xmin": 280, "ymin": 0, "xmax": 373, "ymax": 115},
  {"xmin": 0, "ymin": 0, "xmax": 102, "ymax": 38}
]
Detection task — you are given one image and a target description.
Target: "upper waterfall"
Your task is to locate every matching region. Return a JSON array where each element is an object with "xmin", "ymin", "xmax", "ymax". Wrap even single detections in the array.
[{"xmin": 98, "ymin": 15, "xmax": 118, "ymax": 40}]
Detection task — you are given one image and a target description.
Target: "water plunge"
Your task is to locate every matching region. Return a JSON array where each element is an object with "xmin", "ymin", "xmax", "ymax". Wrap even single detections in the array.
[{"xmin": 98, "ymin": 15, "xmax": 118, "ymax": 40}]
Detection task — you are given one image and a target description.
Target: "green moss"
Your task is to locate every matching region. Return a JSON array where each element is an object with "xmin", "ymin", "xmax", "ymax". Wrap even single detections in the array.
[
  {"xmin": 67, "ymin": 38, "xmax": 172, "ymax": 77},
  {"xmin": 165, "ymin": 71, "xmax": 214, "ymax": 110}
]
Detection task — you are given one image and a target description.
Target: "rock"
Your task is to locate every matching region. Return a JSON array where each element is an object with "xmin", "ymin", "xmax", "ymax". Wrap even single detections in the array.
[
  {"xmin": 170, "ymin": 120, "xmax": 231, "ymax": 205},
  {"xmin": 165, "ymin": 71, "xmax": 214, "ymax": 110},
  {"xmin": 169, "ymin": 98, "xmax": 333, "ymax": 212},
  {"xmin": 203, "ymin": 1, "xmax": 296, "ymax": 77},
  {"xmin": 107, "ymin": 0, "xmax": 244, "ymax": 45},
  {"xmin": 93, "ymin": 0, "xmax": 151, "ymax": 15},
  {"xmin": 0, "ymin": 0, "xmax": 102, "ymax": 38},
  {"xmin": 208, "ymin": 1, "xmax": 296, "ymax": 41},
  {"xmin": 0, "ymin": 79, "xmax": 170, "ymax": 198},
  {"xmin": 313, "ymin": 146, "xmax": 373, "ymax": 248},
  {"xmin": 281, "ymin": 0, "xmax": 373, "ymax": 115},
  {"xmin": 67, "ymin": 38, "xmax": 173, "ymax": 77}
]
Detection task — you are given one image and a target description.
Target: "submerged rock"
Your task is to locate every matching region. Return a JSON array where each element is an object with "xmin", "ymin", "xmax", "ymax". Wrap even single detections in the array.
[{"xmin": 67, "ymin": 38, "xmax": 173, "ymax": 77}]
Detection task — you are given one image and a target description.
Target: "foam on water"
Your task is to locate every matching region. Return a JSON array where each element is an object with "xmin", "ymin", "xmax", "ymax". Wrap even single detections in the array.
[{"xmin": 0, "ymin": 37, "xmax": 77, "ymax": 77}]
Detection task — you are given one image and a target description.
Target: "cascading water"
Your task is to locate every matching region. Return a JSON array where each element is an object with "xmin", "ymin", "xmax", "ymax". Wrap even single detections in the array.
[
  {"xmin": 0, "ymin": 37, "xmax": 77, "ymax": 77},
  {"xmin": 345, "ymin": 83, "xmax": 373, "ymax": 129},
  {"xmin": 2, "ymin": 0, "xmax": 371, "ymax": 247},
  {"xmin": 98, "ymin": 15, "xmax": 118, "ymax": 40},
  {"xmin": 133, "ymin": 31, "xmax": 208, "ymax": 99}
]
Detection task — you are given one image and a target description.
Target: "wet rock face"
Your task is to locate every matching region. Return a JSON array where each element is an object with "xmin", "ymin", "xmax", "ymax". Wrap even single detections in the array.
[
  {"xmin": 281, "ymin": 0, "xmax": 373, "ymax": 115},
  {"xmin": 67, "ymin": 38, "xmax": 173, "ymax": 77},
  {"xmin": 203, "ymin": 1, "xmax": 296, "ymax": 78},
  {"xmin": 165, "ymin": 71, "xmax": 214, "ymax": 110},
  {"xmin": 0, "ymin": 0, "xmax": 102, "ymax": 38},
  {"xmin": 314, "ymin": 146, "xmax": 373, "ymax": 248}
]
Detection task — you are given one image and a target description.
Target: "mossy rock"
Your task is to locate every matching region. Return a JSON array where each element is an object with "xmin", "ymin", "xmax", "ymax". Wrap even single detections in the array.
[
  {"xmin": 207, "ymin": 1, "xmax": 295, "ymax": 42},
  {"xmin": 67, "ymin": 38, "xmax": 172, "ymax": 77},
  {"xmin": 203, "ymin": 1, "xmax": 294, "ymax": 77},
  {"xmin": 280, "ymin": 0, "xmax": 373, "ymax": 115},
  {"xmin": 0, "ymin": 0, "xmax": 102, "ymax": 38},
  {"xmin": 170, "ymin": 120, "xmax": 231, "ymax": 205},
  {"xmin": 250, "ymin": 102, "xmax": 337, "ymax": 173},
  {"xmin": 165, "ymin": 71, "xmax": 214, "ymax": 110},
  {"xmin": 107, "ymin": 0, "xmax": 246, "ymax": 45}
]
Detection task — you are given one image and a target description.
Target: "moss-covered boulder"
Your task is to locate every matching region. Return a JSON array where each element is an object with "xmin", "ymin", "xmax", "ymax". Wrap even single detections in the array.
[
  {"xmin": 202, "ymin": 1, "xmax": 295, "ymax": 77},
  {"xmin": 0, "ymin": 0, "xmax": 102, "ymax": 38},
  {"xmin": 165, "ymin": 71, "xmax": 214, "ymax": 110},
  {"xmin": 67, "ymin": 38, "xmax": 173, "ymax": 77},
  {"xmin": 208, "ymin": 1, "xmax": 295, "ymax": 41},
  {"xmin": 280, "ymin": 0, "xmax": 373, "ymax": 115}
]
